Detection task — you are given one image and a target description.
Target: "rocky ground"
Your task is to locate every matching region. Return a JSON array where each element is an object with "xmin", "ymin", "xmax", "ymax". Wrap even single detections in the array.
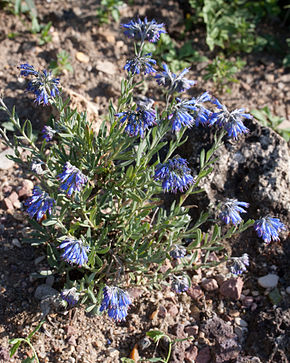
[{"xmin": 0, "ymin": 0, "xmax": 289, "ymax": 362}]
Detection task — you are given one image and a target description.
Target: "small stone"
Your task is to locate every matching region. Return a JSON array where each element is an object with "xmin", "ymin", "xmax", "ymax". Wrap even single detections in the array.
[
  {"xmin": 252, "ymin": 290, "xmax": 259, "ymax": 296},
  {"xmin": 258, "ymin": 274, "xmax": 279, "ymax": 289},
  {"xmin": 167, "ymin": 303, "xmax": 179, "ymax": 318},
  {"xmin": 0, "ymin": 148, "xmax": 15, "ymax": 169},
  {"xmin": 220, "ymin": 277, "xmax": 243, "ymax": 300},
  {"xmin": 3, "ymin": 197, "xmax": 14, "ymax": 210},
  {"xmin": 251, "ymin": 303, "xmax": 258, "ymax": 311},
  {"xmin": 185, "ymin": 345, "xmax": 198, "ymax": 362},
  {"xmin": 229, "ymin": 310, "xmax": 240, "ymax": 317},
  {"xmin": 187, "ymin": 284, "xmax": 204, "ymax": 301},
  {"xmin": 184, "ymin": 325, "xmax": 199, "ymax": 336},
  {"xmin": 243, "ymin": 289, "xmax": 250, "ymax": 295},
  {"xmin": 75, "ymin": 52, "xmax": 90, "ymax": 63},
  {"xmin": 34, "ymin": 284, "xmax": 59, "ymax": 300},
  {"xmin": 196, "ymin": 346, "xmax": 211, "ymax": 363},
  {"xmin": 201, "ymin": 278, "xmax": 218, "ymax": 292},
  {"xmin": 268, "ymin": 287, "xmax": 282, "ymax": 305},
  {"xmin": 12, "ymin": 238, "xmax": 21, "ymax": 248},
  {"xmin": 243, "ymin": 296, "xmax": 254, "ymax": 307},
  {"xmin": 95, "ymin": 60, "xmax": 117, "ymax": 75},
  {"xmin": 286, "ymin": 286, "xmax": 290, "ymax": 295},
  {"xmin": 8, "ymin": 191, "xmax": 20, "ymax": 208},
  {"xmin": 46, "ymin": 275, "xmax": 54, "ymax": 287},
  {"xmin": 127, "ymin": 287, "xmax": 143, "ymax": 300},
  {"xmin": 235, "ymin": 318, "xmax": 248, "ymax": 327},
  {"xmin": 18, "ymin": 179, "xmax": 34, "ymax": 198}
]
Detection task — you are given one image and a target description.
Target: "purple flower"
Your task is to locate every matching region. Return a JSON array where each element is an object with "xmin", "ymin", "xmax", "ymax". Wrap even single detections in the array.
[
  {"xmin": 25, "ymin": 186, "xmax": 55, "ymax": 221},
  {"xmin": 19, "ymin": 64, "xmax": 60, "ymax": 105},
  {"xmin": 100, "ymin": 286, "xmax": 132, "ymax": 321},
  {"xmin": 154, "ymin": 157, "xmax": 194, "ymax": 193},
  {"xmin": 124, "ymin": 53, "xmax": 157, "ymax": 75},
  {"xmin": 155, "ymin": 64, "xmax": 196, "ymax": 93},
  {"xmin": 61, "ymin": 287, "xmax": 80, "ymax": 306},
  {"xmin": 170, "ymin": 244, "xmax": 186, "ymax": 259},
  {"xmin": 254, "ymin": 216, "xmax": 286, "ymax": 244},
  {"xmin": 219, "ymin": 198, "xmax": 249, "ymax": 225},
  {"xmin": 116, "ymin": 104, "xmax": 156, "ymax": 138},
  {"xmin": 210, "ymin": 99, "xmax": 251, "ymax": 139},
  {"xmin": 42, "ymin": 126, "xmax": 56, "ymax": 141},
  {"xmin": 57, "ymin": 162, "xmax": 88, "ymax": 197},
  {"xmin": 58, "ymin": 237, "xmax": 90, "ymax": 266},
  {"xmin": 230, "ymin": 254, "xmax": 249, "ymax": 275},
  {"xmin": 171, "ymin": 275, "xmax": 190, "ymax": 293},
  {"xmin": 122, "ymin": 17, "xmax": 165, "ymax": 43}
]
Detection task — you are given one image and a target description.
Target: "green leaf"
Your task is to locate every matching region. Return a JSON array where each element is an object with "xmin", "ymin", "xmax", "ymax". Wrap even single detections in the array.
[
  {"xmin": 146, "ymin": 330, "xmax": 168, "ymax": 343},
  {"xmin": 9, "ymin": 340, "xmax": 22, "ymax": 357}
]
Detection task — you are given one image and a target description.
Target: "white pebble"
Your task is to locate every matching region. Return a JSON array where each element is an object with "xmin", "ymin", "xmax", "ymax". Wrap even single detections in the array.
[{"xmin": 258, "ymin": 274, "xmax": 279, "ymax": 289}]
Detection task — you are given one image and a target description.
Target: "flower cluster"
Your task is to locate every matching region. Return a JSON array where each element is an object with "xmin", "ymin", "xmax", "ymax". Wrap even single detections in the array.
[
  {"xmin": 155, "ymin": 64, "xmax": 196, "ymax": 93},
  {"xmin": 25, "ymin": 186, "xmax": 55, "ymax": 221},
  {"xmin": 100, "ymin": 286, "xmax": 132, "ymax": 321},
  {"xmin": 58, "ymin": 237, "xmax": 90, "ymax": 266},
  {"xmin": 210, "ymin": 98, "xmax": 251, "ymax": 139},
  {"xmin": 171, "ymin": 275, "xmax": 190, "ymax": 293},
  {"xmin": 254, "ymin": 216, "xmax": 286, "ymax": 244},
  {"xmin": 116, "ymin": 104, "xmax": 156, "ymax": 138},
  {"xmin": 122, "ymin": 17, "xmax": 165, "ymax": 43},
  {"xmin": 170, "ymin": 244, "xmax": 187, "ymax": 259},
  {"xmin": 42, "ymin": 125, "xmax": 56, "ymax": 141},
  {"xmin": 19, "ymin": 63, "xmax": 60, "ymax": 105},
  {"xmin": 219, "ymin": 198, "xmax": 249, "ymax": 225},
  {"xmin": 154, "ymin": 157, "xmax": 195, "ymax": 193},
  {"xmin": 124, "ymin": 53, "xmax": 156, "ymax": 75},
  {"xmin": 61, "ymin": 287, "xmax": 80, "ymax": 306},
  {"xmin": 229, "ymin": 254, "xmax": 249, "ymax": 276},
  {"xmin": 57, "ymin": 162, "xmax": 88, "ymax": 197}
]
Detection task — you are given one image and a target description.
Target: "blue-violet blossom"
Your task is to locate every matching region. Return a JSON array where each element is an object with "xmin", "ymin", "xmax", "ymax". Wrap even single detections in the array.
[
  {"xmin": 19, "ymin": 63, "xmax": 60, "ymax": 105},
  {"xmin": 254, "ymin": 216, "xmax": 286, "ymax": 244},
  {"xmin": 155, "ymin": 64, "xmax": 196, "ymax": 93},
  {"xmin": 230, "ymin": 254, "xmax": 249, "ymax": 276},
  {"xmin": 210, "ymin": 98, "xmax": 251, "ymax": 139},
  {"xmin": 42, "ymin": 126, "xmax": 56, "ymax": 141},
  {"xmin": 25, "ymin": 186, "xmax": 55, "ymax": 221},
  {"xmin": 154, "ymin": 157, "xmax": 194, "ymax": 193},
  {"xmin": 116, "ymin": 104, "xmax": 156, "ymax": 138},
  {"xmin": 58, "ymin": 237, "xmax": 90, "ymax": 266},
  {"xmin": 100, "ymin": 286, "xmax": 132, "ymax": 321},
  {"xmin": 170, "ymin": 244, "xmax": 187, "ymax": 259},
  {"xmin": 171, "ymin": 275, "xmax": 190, "ymax": 293},
  {"xmin": 61, "ymin": 287, "xmax": 80, "ymax": 306},
  {"xmin": 57, "ymin": 162, "xmax": 88, "ymax": 197},
  {"xmin": 122, "ymin": 17, "xmax": 165, "ymax": 43},
  {"xmin": 219, "ymin": 198, "xmax": 249, "ymax": 225},
  {"xmin": 124, "ymin": 53, "xmax": 157, "ymax": 75}
]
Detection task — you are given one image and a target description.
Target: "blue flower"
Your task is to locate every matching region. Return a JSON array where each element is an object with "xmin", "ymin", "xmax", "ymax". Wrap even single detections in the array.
[
  {"xmin": 25, "ymin": 186, "xmax": 55, "ymax": 221},
  {"xmin": 210, "ymin": 99, "xmax": 251, "ymax": 139},
  {"xmin": 124, "ymin": 53, "xmax": 157, "ymax": 75},
  {"xmin": 61, "ymin": 287, "xmax": 80, "ymax": 306},
  {"xmin": 254, "ymin": 216, "xmax": 286, "ymax": 244},
  {"xmin": 154, "ymin": 157, "xmax": 194, "ymax": 193},
  {"xmin": 219, "ymin": 198, "xmax": 249, "ymax": 225},
  {"xmin": 42, "ymin": 126, "xmax": 56, "ymax": 141},
  {"xmin": 170, "ymin": 244, "xmax": 186, "ymax": 259},
  {"xmin": 155, "ymin": 64, "xmax": 196, "ymax": 93},
  {"xmin": 116, "ymin": 104, "xmax": 156, "ymax": 138},
  {"xmin": 58, "ymin": 237, "xmax": 90, "ymax": 266},
  {"xmin": 171, "ymin": 275, "xmax": 190, "ymax": 293},
  {"xmin": 230, "ymin": 254, "xmax": 249, "ymax": 276},
  {"xmin": 191, "ymin": 92, "xmax": 213, "ymax": 126},
  {"xmin": 19, "ymin": 64, "xmax": 60, "ymax": 105},
  {"xmin": 122, "ymin": 17, "xmax": 165, "ymax": 43},
  {"xmin": 57, "ymin": 162, "xmax": 88, "ymax": 197},
  {"xmin": 100, "ymin": 286, "xmax": 132, "ymax": 321}
]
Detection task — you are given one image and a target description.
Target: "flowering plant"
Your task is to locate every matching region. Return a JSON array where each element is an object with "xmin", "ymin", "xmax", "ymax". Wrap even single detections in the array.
[{"xmin": 0, "ymin": 17, "xmax": 285, "ymax": 321}]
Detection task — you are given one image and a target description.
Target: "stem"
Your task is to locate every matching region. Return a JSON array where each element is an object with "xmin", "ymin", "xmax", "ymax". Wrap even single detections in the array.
[{"xmin": 165, "ymin": 341, "xmax": 172, "ymax": 363}]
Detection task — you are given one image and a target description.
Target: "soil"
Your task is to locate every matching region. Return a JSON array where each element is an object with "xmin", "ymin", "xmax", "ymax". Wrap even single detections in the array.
[{"xmin": 0, "ymin": 1, "xmax": 289, "ymax": 362}]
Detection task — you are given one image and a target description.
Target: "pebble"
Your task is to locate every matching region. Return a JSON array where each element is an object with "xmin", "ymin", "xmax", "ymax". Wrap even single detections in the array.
[
  {"xmin": 258, "ymin": 274, "xmax": 279, "ymax": 289},
  {"xmin": 229, "ymin": 310, "xmax": 240, "ymax": 317},
  {"xmin": 252, "ymin": 290, "xmax": 259, "ymax": 296},
  {"xmin": 75, "ymin": 52, "xmax": 90, "ymax": 63},
  {"xmin": 184, "ymin": 324, "xmax": 199, "ymax": 336},
  {"xmin": 95, "ymin": 60, "xmax": 117, "ymax": 75},
  {"xmin": 235, "ymin": 318, "xmax": 248, "ymax": 327},
  {"xmin": 220, "ymin": 277, "xmax": 243, "ymax": 300},
  {"xmin": 201, "ymin": 278, "xmax": 218, "ymax": 291},
  {"xmin": 0, "ymin": 148, "xmax": 15, "ymax": 170},
  {"xmin": 286, "ymin": 286, "xmax": 290, "ymax": 295},
  {"xmin": 12, "ymin": 238, "xmax": 21, "ymax": 248}
]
